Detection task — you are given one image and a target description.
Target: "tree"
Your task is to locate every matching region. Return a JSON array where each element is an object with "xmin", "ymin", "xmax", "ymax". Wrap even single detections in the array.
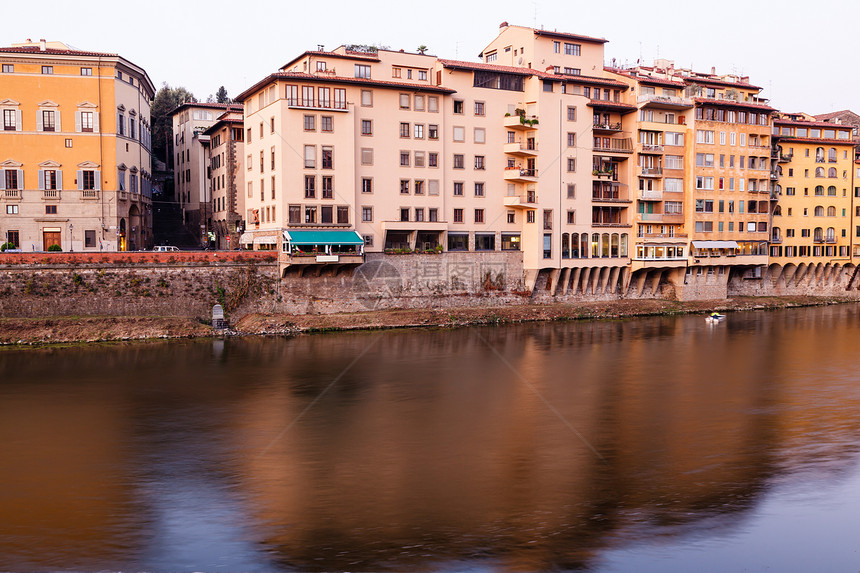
[
  {"xmin": 215, "ymin": 86, "xmax": 230, "ymax": 103},
  {"xmin": 150, "ymin": 83, "xmax": 195, "ymax": 168},
  {"xmin": 417, "ymin": 45, "xmax": 428, "ymax": 55}
]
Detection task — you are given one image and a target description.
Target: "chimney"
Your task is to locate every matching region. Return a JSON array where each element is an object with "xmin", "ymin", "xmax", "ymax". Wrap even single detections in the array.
[
  {"xmin": 710, "ymin": 66, "xmax": 716, "ymax": 75},
  {"xmin": 500, "ymin": 21, "xmax": 509, "ymax": 28},
  {"xmin": 39, "ymin": 39, "xmax": 46, "ymax": 51}
]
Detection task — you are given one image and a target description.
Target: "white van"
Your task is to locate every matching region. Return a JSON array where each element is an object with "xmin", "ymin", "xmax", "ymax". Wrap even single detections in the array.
[{"xmin": 153, "ymin": 245, "xmax": 180, "ymax": 252}]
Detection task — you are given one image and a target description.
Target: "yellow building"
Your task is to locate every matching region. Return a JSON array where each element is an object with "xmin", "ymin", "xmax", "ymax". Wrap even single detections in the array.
[
  {"xmin": 0, "ymin": 40, "xmax": 155, "ymax": 251},
  {"xmin": 770, "ymin": 114, "xmax": 854, "ymax": 269}
]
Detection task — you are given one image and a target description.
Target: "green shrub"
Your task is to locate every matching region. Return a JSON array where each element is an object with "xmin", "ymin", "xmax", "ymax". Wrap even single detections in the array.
[
  {"xmin": 0, "ymin": 242, "xmax": 14, "ymax": 252},
  {"xmin": 47, "ymin": 244, "xmax": 62, "ymax": 252}
]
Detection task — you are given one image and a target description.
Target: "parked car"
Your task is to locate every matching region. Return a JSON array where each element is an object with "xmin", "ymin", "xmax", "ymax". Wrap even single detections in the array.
[{"xmin": 153, "ymin": 245, "xmax": 180, "ymax": 252}]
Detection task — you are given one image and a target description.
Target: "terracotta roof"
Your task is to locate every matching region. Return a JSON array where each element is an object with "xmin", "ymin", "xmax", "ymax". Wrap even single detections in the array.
[
  {"xmin": 0, "ymin": 46, "xmax": 117, "ymax": 57},
  {"xmin": 586, "ymin": 100, "xmax": 638, "ymax": 112},
  {"xmin": 774, "ymin": 118, "xmax": 855, "ymax": 129},
  {"xmin": 814, "ymin": 110, "xmax": 859, "ymax": 121},
  {"xmin": 694, "ymin": 97, "xmax": 774, "ymax": 112},
  {"xmin": 280, "ymin": 49, "xmax": 381, "ymax": 71},
  {"xmin": 542, "ymin": 71, "xmax": 629, "ymax": 89},
  {"xmin": 169, "ymin": 102, "xmax": 243, "ymax": 116},
  {"xmin": 235, "ymin": 72, "xmax": 455, "ymax": 103},
  {"xmin": 438, "ymin": 58, "xmax": 534, "ymax": 76},
  {"xmin": 532, "ymin": 29, "xmax": 608, "ymax": 44}
]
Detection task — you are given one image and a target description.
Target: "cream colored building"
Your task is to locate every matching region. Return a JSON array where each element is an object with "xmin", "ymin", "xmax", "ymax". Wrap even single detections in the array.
[
  {"xmin": 203, "ymin": 109, "xmax": 245, "ymax": 249},
  {"xmin": 171, "ymin": 102, "xmax": 241, "ymax": 245},
  {"xmin": 0, "ymin": 39, "xmax": 154, "ymax": 251}
]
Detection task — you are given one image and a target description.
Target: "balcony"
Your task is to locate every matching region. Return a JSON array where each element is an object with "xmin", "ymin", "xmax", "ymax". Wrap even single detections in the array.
[
  {"xmin": 286, "ymin": 98, "xmax": 349, "ymax": 112},
  {"xmin": 638, "ymin": 190, "xmax": 663, "ymax": 201},
  {"xmin": 640, "ymin": 144, "xmax": 664, "ymax": 154},
  {"xmin": 639, "ymin": 232, "xmax": 689, "ymax": 242},
  {"xmin": 778, "ymin": 152, "xmax": 793, "ymax": 163},
  {"xmin": 503, "ymin": 167, "xmax": 538, "ymax": 182},
  {"xmin": 640, "ymin": 167, "xmax": 663, "ymax": 177},
  {"xmin": 638, "ymin": 212, "xmax": 684, "ymax": 224},
  {"xmin": 593, "ymin": 138, "xmax": 633, "ymax": 155},
  {"xmin": 41, "ymin": 189, "xmax": 61, "ymax": 200},
  {"xmin": 504, "ymin": 192, "xmax": 538, "ymax": 209},
  {"xmin": 593, "ymin": 187, "xmax": 631, "ymax": 203},
  {"xmin": 503, "ymin": 114, "xmax": 539, "ymax": 130},
  {"xmin": 637, "ymin": 94, "xmax": 693, "ymax": 109},
  {"xmin": 81, "ymin": 190, "xmax": 99, "ymax": 200},
  {"xmin": 770, "ymin": 235, "xmax": 782, "ymax": 244},
  {"xmin": 503, "ymin": 141, "xmax": 538, "ymax": 156},
  {"xmin": 118, "ymin": 190, "xmax": 128, "ymax": 200},
  {"xmin": 593, "ymin": 121, "xmax": 623, "ymax": 134},
  {"xmin": 2, "ymin": 189, "xmax": 21, "ymax": 200}
]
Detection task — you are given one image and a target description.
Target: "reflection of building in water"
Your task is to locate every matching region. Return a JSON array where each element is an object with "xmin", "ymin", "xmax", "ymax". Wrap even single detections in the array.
[{"xmin": 230, "ymin": 319, "xmax": 856, "ymax": 570}]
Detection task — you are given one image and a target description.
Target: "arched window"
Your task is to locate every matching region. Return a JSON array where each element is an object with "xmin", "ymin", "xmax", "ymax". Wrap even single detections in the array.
[
  {"xmin": 815, "ymin": 167, "xmax": 825, "ymax": 177},
  {"xmin": 815, "ymin": 147, "xmax": 825, "ymax": 162},
  {"xmin": 571, "ymin": 233, "xmax": 580, "ymax": 258},
  {"xmin": 829, "ymin": 167, "xmax": 837, "ymax": 178},
  {"xmin": 827, "ymin": 206, "xmax": 836, "ymax": 217},
  {"xmin": 814, "ymin": 206, "xmax": 824, "ymax": 217},
  {"xmin": 828, "ymin": 186, "xmax": 837, "ymax": 196},
  {"xmin": 827, "ymin": 227, "xmax": 836, "ymax": 241},
  {"xmin": 814, "ymin": 227, "xmax": 823, "ymax": 241},
  {"xmin": 772, "ymin": 226, "xmax": 781, "ymax": 241},
  {"xmin": 829, "ymin": 147, "xmax": 837, "ymax": 162},
  {"xmin": 561, "ymin": 233, "xmax": 570, "ymax": 258},
  {"xmin": 610, "ymin": 233, "xmax": 619, "ymax": 257},
  {"xmin": 815, "ymin": 185, "xmax": 824, "ymax": 196},
  {"xmin": 773, "ymin": 205, "xmax": 782, "ymax": 216}
]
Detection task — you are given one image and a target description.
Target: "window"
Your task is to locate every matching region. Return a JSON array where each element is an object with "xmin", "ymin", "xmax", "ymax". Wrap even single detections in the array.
[
  {"xmin": 2, "ymin": 64, "xmax": 13, "ymax": 73},
  {"xmin": 41, "ymin": 110, "xmax": 56, "ymax": 132},
  {"xmin": 303, "ymin": 115, "xmax": 315, "ymax": 131},
  {"xmin": 453, "ymin": 208, "xmax": 464, "ymax": 223},
  {"xmin": 567, "ymin": 184, "xmax": 576, "ymax": 199},
  {"xmin": 567, "ymin": 158, "xmax": 576, "ymax": 172},
  {"xmin": 474, "ymin": 156, "xmax": 485, "ymax": 170},
  {"xmin": 362, "ymin": 206, "xmax": 373, "ymax": 222},
  {"xmin": 305, "ymin": 206, "xmax": 317, "ymax": 223},
  {"xmin": 428, "ymin": 124, "xmax": 438, "ymax": 139},
  {"xmin": 453, "ymin": 126, "xmax": 465, "ymax": 141},
  {"xmin": 453, "ymin": 182, "xmax": 464, "ymax": 196},
  {"xmin": 320, "ymin": 116, "xmax": 332, "ymax": 132},
  {"xmin": 696, "ymin": 130, "xmax": 714, "ymax": 144},
  {"xmin": 361, "ymin": 148, "xmax": 373, "ymax": 165},
  {"xmin": 6, "ymin": 205, "xmax": 18, "ymax": 215},
  {"xmin": 567, "ymin": 106, "xmax": 576, "ymax": 121},
  {"xmin": 567, "ymin": 210, "xmax": 576, "ymax": 224},
  {"xmin": 304, "ymin": 175, "xmax": 315, "ymax": 198},
  {"xmin": 361, "ymin": 90, "xmax": 372, "ymax": 107},
  {"xmin": 567, "ymin": 132, "xmax": 576, "ymax": 147},
  {"xmin": 400, "ymin": 179, "xmax": 410, "ymax": 194},
  {"xmin": 45, "ymin": 205, "xmax": 57, "ymax": 214},
  {"xmin": 361, "ymin": 119, "xmax": 372, "ymax": 135},
  {"xmin": 453, "ymin": 100, "xmax": 464, "ymax": 114},
  {"xmin": 355, "ymin": 64, "xmax": 371, "ymax": 79},
  {"xmin": 321, "ymin": 146, "xmax": 333, "ymax": 169},
  {"xmin": 400, "ymin": 122, "xmax": 410, "ymax": 138},
  {"xmin": 399, "ymin": 93, "xmax": 410, "ymax": 109},
  {"xmin": 453, "ymin": 154, "xmax": 464, "ymax": 169},
  {"xmin": 414, "ymin": 95, "xmax": 424, "ymax": 111},
  {"xmin": 414, "ymin": 180, "xmax": 424, "ymax": 195},
  {"xmin": 80, "ymin": 170, "xmax": 96, "ymax": 190},
  {"xmin": 2, "ymin": 108, "xmax": 17, "ymax": 131},
  {"xmin": 414, "ymin": 151, "xmax": 425, "ymax": 167},
  {"xmin": 474, "ymin": 101, "xmax": 485, "ymax": 116},
  {"xmin": 564, "ymin": 43, "xmax": 581, "ymax": 56},
  {"xmin": 474, "ymin": 128, "xmax": 485, "ymax": 143},
  {"xmin": 474, "ymin": 209, "xmax": 484, "ymax": 223},
  {"xmin": 322, "ymin": 176, "xmax": 333, "ymax": 199},
  {"xmin": 42, "ymin": 66, "xmax": 53, "ymax": 75},
  {"xmin": 474, "ymin": 182, "xmax": 484, "ymax": 197},
  {"xmin": 428, "ymin": 152, "xmax": 438, "ymax": 167},
  {"xmin": 414, "ymin": 124, "xmax": 424, "ymax": 139},
  {"xmin": 428, "ymin": 181, "xmax": 439, "ymax": 196}
]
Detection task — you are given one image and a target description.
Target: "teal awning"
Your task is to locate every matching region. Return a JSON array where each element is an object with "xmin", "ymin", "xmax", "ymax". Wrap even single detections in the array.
[{"xmin": 283, "ymin": 229, "xmax": 364, "ymax": 245}]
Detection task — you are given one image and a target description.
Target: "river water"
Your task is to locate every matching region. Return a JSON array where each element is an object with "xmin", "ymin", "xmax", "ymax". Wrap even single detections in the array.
[{"xmin": 2, "ymin": 305, "xmax": 860, "ymax": 572}]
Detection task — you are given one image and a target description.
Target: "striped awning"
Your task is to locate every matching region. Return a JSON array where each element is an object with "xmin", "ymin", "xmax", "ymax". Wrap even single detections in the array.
[{"xmin": 692, "ymin": 241, "xmax": 739, "ymax": 249}]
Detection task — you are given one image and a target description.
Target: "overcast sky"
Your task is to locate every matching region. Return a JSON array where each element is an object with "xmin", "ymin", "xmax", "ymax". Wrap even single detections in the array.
[{"xmin": 6, "ymin": 0, "xmax": 855, "ymax": 115}]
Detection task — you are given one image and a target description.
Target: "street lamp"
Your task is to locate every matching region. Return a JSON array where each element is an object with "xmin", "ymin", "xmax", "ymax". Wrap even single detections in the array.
[{"xmin": 69, "ymin": 223, "xmax": 74, "ymax": 252}]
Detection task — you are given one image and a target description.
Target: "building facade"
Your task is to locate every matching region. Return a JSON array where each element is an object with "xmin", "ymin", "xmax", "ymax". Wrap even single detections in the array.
[
  {"xmin": 171, "ymin": 102, "xmax": 241, "ymax": 246},
  {"xmin": 203, "ymin": 109, "xmax": 245, "ymax": 249},
  {"xmin": 0, "ymin": 40, "xmax": 155, "ymax": 251}
]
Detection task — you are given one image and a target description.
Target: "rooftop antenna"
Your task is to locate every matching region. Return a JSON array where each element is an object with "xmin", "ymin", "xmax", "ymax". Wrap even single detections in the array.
[{"xmin": 533, "ymin": 1, "xmax": 537, "ymax": 27}]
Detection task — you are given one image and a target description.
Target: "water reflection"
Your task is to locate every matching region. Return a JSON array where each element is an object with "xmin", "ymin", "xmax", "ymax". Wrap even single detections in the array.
[{"xmin": 1, "ymin": 305, "xmax": 860, "ymax": 571}]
